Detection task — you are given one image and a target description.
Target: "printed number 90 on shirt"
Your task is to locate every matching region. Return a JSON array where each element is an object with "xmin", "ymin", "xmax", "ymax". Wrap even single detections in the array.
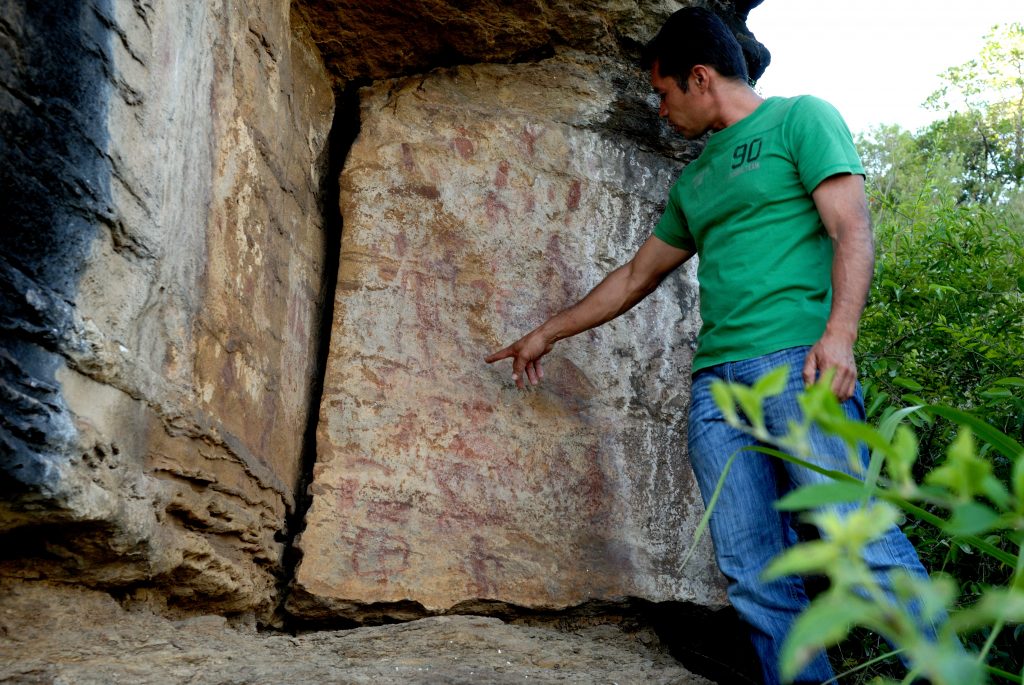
[{"xmin": 732, "ymin": 138, "xmax": 763, "ymax": 169}]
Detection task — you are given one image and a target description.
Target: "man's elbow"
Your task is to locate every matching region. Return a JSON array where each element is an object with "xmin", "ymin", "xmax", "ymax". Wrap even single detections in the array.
[{"xmin": 834, "ymin": 216, "xmax": 873, "ymax": 248}]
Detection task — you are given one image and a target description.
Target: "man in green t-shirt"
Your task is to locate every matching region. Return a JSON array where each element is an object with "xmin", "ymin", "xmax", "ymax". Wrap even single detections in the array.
[{"xmin": 486, "ymin": 7, "xmax": 930, "ymax": 684}]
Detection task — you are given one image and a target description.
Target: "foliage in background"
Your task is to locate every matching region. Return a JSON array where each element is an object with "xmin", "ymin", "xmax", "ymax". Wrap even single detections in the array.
[
  {"xmin": 859, "ymin": 22, "xmax": 1024, "ymax": 213},
  {"xmin": 855, "ymin": 30, "xmax": 1024, "ymax": 646},
  {"xmin": 925, "ymin": 22, "xmax": 1024, "ymax": 206},
  {"xmin": 799, "ymin": 21, "xmax": 1024, "ymax": 681},
  {"xmin": 857, "ymin": 196, "xmax": 1024, "ymax": 447},
  {"xmin": 851, "ymin": 188, "xmax": 1024, "ymax": 680},
  {"xmin": 857, "ymin": 124, "xmax": 967, "ymax": 209}
]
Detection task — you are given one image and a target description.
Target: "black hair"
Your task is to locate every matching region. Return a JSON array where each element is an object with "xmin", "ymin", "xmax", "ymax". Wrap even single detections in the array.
[{"xmin": 642, "ymin": 6, "xmax": 749, "ymax": 91}]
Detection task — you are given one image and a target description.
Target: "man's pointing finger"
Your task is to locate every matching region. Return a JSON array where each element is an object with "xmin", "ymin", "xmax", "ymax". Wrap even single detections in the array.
[{"xmin": 484, "ymin": 347, "xmax": 513, "ymax": 364}]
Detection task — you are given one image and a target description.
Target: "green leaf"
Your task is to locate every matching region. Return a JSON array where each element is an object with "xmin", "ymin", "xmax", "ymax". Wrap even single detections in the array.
[
  {"xmin": 753, "ymin": 364, "xmax": 789, "ymax": 398},
  {"xmin": 866, "ymin": 391, "xmax": 890, "ymax": 417},
  {"xmin": 710, "ymin": 381, "xmax": 738, "ymax": 425},
  {"xmin": 926, "ymin": 429, "xmax": 994, "ymax": 501},
  {"xmin": 984, "ymin": 663, "xmax": 1024, "ymax": 683},
  {"xmin": 1014, "ymin": 453, "xmax": 1024, "ymax": 514},
  {"xmin": 774, "ymin": 482, "xmax": 869, "ymax": 511},
  {"xmin": 763, "ymin": 540, "xmax": 839, "ymax": 579},
  {"xmin": 734, "ymin": 386, "xmax": 764, "ymax": 432},
  {"xmin": 877, "ymin": 404, "xmax": 926, "ymax": 441},
  {"xmin": 861, "ymin": 442, "xmax": 886, "ymax": 504},
  {"xmin": 815, "ymin": 503, "xmax": 901, "ymax": 550},
  {"xmin": 890, "ymin": 571, "xmax": 959, "ymax": 622},
  {"xmin": 979, "ymin": 388, "xmax": 1013, "ymax": 400},
  {"xmin": 816, "ymin": 414, "xmax": 892, "ymax": 455},
  {"xmin": 893, "ymin": 376, "xmax": 924, "ymax": 391},
  {"xmin": 779, "ymin": 592, "xmax": 877, "ymax": 682},
  {"xmin": 925, "ymin": 405, "xmax": 1024, "ymax": 462},
  {"xmin": 942, "ymin": 501, "xmax": 1002, "ymax": 536},
  {"xmin": 886, "ymin": 425, "xmax": 919, "ymax": 486},
  {"xmin": 746, "ymin": 446, "xmax": 859, "ymax": 484},
  {"xmin": 679, "ymin": 449, "xmax": 741, "ymax": 570},
  {"xmin": 889, "ymin": 498, "xmax": 1016, "ymax": 567},
  {"xmin": 948, "ymin": 428, "xmax": 977, "ymax": 463},
  {"xmin": 901, "ymin": 393, "xmax": 928, "ymax": 406},
  {"xmin": 951, "ymin": 587, "xmax": 1024, "ymax": 633},
  {"xmin": 994, "ymin": 377, "xmax": 1024, "ymax": 388},
  {"xmin": 927, "ymin": 283, "xmax": 961, "ymax": 299},
  {"xmin": 980, "ymin": 474, "xmax": 1011, "ymax": 511}
]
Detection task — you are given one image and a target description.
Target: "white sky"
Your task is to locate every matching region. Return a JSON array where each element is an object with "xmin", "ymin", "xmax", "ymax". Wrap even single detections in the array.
[{"xmin": 746, "ymin": 0, "xmax": 1022, "ymax": 135}]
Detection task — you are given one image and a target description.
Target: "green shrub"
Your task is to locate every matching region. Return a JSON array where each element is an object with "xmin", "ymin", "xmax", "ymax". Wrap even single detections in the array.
[
  {"xmin": 859, "ymin": 193, "xmax": 1024, "ymax": 443},
  {"xmin": 838, "ymin": 191, "xmax": 1024, "ymax": 680}
]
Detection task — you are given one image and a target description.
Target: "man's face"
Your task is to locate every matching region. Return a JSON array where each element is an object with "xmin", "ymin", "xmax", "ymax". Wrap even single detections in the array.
[{"xmin": 650, "ymin": 62, "xmax": 705, "ymax": 140}]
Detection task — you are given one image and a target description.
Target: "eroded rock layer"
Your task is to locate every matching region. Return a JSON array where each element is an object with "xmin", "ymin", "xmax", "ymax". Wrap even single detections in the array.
[{"xmin": 290, "ymin": 52, "xmax": 724, "ymax": 621}]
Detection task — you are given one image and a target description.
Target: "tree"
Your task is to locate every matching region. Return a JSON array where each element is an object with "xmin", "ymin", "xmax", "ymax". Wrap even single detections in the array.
[
  {"xmin": 857, "ymin": 123, "xmax": 965, "ymax": 209},
  {"xmin": 925, "ymin": 22, "xmax": 1024, "ymax": 205}
]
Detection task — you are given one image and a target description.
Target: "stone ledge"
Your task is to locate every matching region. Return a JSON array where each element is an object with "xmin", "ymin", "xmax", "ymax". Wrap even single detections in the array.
[{"xmin": 0, "ymin": 579, "xmax": 715, "ymax": 685}]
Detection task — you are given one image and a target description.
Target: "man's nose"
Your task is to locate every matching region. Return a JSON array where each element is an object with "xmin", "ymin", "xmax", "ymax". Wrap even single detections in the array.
[{"xmin": 658, "ymin": 102, "xmax": 667, "ymax": 118}]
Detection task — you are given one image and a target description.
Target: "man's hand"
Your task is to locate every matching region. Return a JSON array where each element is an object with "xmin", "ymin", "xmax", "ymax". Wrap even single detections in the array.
[
  {"xmin": 802, "ymin": 332, "xmax": 857, "ymax": 401},
  {"xmin": 485, "ymin": 328, "xmax": 554, "ymax": 389}
]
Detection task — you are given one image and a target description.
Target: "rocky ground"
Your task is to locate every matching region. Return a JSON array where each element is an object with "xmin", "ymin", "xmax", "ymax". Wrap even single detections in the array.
[{"xmin": 0, "ymin": 581, "xmax": 716, "ymax": 684}]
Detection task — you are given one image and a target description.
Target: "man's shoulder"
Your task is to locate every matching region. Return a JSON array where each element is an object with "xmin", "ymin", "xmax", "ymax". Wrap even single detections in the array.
[
  {"xmin": 725, "ymin": 95, "xmax": 834, "ymax": 133},
  {"xmin": 779, "ymin": 95, "xmax": 850, "ymax": 125},
  {"xmin": 769, "ymin": 94, "xmax": 841, "ymax": 119},
  {"xmin": 774, "ymin": 95, "xmax": 855, "ymax": 149}
]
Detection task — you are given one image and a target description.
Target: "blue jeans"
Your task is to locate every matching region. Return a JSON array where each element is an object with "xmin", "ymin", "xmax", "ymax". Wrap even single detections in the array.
[{"xmin": 687, "ymin": 346, "xmax": 929, "ymax": 685}]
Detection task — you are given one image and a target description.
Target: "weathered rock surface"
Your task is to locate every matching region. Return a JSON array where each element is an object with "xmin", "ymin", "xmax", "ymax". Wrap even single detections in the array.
[
  {"xmin": 0, "ymin": 0, "xmax": 334, "ymax": 616},
  {"xmin": 2, "ymin": 0, "xmax": 767, "ymax": 632},
  {"xmin": 293, "ymin": 0, "xmax": 770, "ymax": 84},
  {"xmin": 0, "ymin": 580, "xmax": 713, "ymax": 684},
  {"xmin": 290, "ymin": 52, "xmax": 724, "ymax": 621}
]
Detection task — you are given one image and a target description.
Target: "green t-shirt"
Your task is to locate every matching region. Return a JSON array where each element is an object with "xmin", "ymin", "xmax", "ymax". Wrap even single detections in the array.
[{"xmin": 653, "ymin": 95, "xmax": 865, "ymax": 373}]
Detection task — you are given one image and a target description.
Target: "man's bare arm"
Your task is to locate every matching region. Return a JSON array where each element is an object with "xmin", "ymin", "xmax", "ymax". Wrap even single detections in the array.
[
  {"xmin": 485, "ymin": 235, "xmax": 693, "ymax": 388},
  {"xmin": 803, "ymin": 173, "xmax": 874, "ymax": 400}
]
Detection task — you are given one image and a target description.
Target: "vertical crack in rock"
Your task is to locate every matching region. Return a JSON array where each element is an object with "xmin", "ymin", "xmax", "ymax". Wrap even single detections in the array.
[{"xmin": 277, "ymin": 80, "xmax": 366, "ymax": 625}]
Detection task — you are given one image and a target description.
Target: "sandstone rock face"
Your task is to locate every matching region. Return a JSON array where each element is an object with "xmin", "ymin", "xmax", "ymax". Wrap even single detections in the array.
[
  {"xmin": 290, "ymin": 53, "xmax": 724, "ymax": 621},
  {"xmin": 3, "ymin": 0, "xmax": 767, "ymax": 627},
  {"xmin": 0, "ymin": 0, "xmax": 333, "ymax": 615}
]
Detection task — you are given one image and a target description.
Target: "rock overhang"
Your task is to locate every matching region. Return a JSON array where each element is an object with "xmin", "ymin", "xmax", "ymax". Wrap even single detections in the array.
[{"xmin": 292, "ymin": 0, "xmax": 770, "ymax": 85}]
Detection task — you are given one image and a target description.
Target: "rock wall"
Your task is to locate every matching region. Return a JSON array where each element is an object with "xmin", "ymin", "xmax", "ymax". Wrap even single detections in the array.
[
  {"xmin": 1, "ymin": 0, "xmax": 768, "ymax": 623},
  {"xmin": 0, "ymin": 0, "xmax": 334, "ymax": 616},
  {"xmin": 288, "ymin": 52, "xmax": 723, "ymax": 621}
]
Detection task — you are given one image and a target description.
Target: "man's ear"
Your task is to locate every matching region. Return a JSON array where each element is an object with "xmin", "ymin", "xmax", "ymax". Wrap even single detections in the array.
[{"xmin": 691, "ymin": 65, "xmax": 711, "ymax": 91}]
